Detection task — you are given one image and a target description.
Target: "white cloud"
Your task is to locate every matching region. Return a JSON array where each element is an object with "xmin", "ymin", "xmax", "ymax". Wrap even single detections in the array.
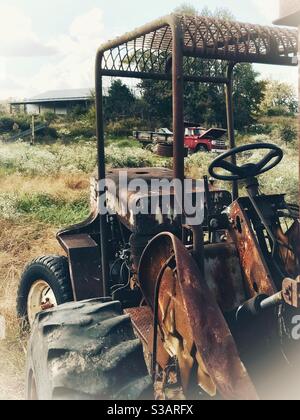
[
  {"xmin": 1, "ymin": 4, "xmax": 296, "ymax": 100},
  {"xmin": 251, "ymin": 0, "xmax": 279, "ymax": 23},
  {"xmin": 0, "ymin": 5, "xmax": 56, "ymax": 57},
  {"xmin": 24, "ymin": 8, "xmax": 106, "ymax": 96},
  {"xmin": 70, "ymin": 8, "xmax": 105, "ymax": 42},
  {"xmin": 0, "ymin": 69, "xmax": 23, "ymax": 99}
]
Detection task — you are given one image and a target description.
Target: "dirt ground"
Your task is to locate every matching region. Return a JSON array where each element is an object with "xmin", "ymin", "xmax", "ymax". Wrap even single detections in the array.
[{"xmin": 0, "ymin": 220, "xmax": 62, "ymax": 400}]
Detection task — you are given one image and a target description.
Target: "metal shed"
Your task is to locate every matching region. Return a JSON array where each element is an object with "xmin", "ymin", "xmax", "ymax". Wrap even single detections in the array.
[{"xmin": 10, "ymin": 88, "xmax": 93, "ymax": 115}]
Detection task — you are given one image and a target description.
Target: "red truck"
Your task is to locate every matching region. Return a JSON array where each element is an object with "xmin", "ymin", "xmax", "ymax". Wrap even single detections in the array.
[
  {"xmin": 134, "ymin": 126, "xmax": 227, "ymax": 154},
  {"xmin": 184, "ymin": 127, "xmax": 227, "ymax": 154}
]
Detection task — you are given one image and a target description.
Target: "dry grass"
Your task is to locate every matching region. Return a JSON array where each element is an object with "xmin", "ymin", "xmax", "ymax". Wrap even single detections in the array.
[
  {"xmin": 0, "ymin": 173, "xmax": 89, "ymax": 198},
  {"xmin": 0, "ymin": 172, "xmax": 90, "ymax": 400},
  {"xmin": 0, "ymin": 219, "xmax": 61, "ymax": 400},
  {"xmin": 0, "ymin": 157, "xmax": 89, "ymax": 400},
  {"xmin": 0, "ymin": 143, "xmax": 95, "ymax": 399}
]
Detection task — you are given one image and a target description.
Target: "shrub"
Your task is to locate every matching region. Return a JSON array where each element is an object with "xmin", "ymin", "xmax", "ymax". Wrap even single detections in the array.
[
  {"xmin": 105, "ymin": 138, "xmax": 140, "ymax": 149},
  {"xmin": 248, "ymin": 124, "xmax": 273, "ymax": 135},
  {"xmin": 106, "ymin": 118, "xmax": 146, "ymax": 138},
  {"xmin": 68, "ymin": 105, "xmax": 89, "ymax": 120},
  {"xmin": 248, "ymin": 134, "xmax": 272, "ymax": 144},
  {"xmin": 280, "ymin": 124, "xmax": 297, "ymax": 146},
  {"xmin": 13, "ymin": 115, "xmax": 32, "ymax": 131},
  {"xmin": 84, "ymin": 106, "xmax": 96, "ymax": 127},
  {"xmin": 43, "ymin": 112, "xmax": 58, "ymax": 124},
  {"xmin": 57, "ymin": 125, "xmax": 95, "ymax": 141},
  {"xmin": 105, "ymin": 145, "xmax": 155, "ymax": 168},
  {"xmin": 0, "ymin": 140, "xmax": 97, "ymax": 175},
  {"xmin": 266, "ymin": 106, "xmax": 288, "ymax": 117},
  {"xmin": 0, "ymin": 114, "xmax": 46, "ymax": 135},
  {"xmin": 70, "ymin": 127, "xmax": 96, "ymax": 138},
  {"xmin": 0, "ymin": 117, "xmax": 15, "ymax": 134},
  {"xmin": 260, "ymin": 152, "xmax": 298, "ymax": 203},
  {"xmin": 37, "ymin": 127, "xmax": 58, "ymax": 141},
  {"xmin": 185, "ymin": 152, "xmax": 215, "ymax": 179}
]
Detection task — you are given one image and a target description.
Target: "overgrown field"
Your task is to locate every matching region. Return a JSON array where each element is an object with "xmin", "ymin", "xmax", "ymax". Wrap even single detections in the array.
[{"xmin": 0, "ymin": 127, "xmax": 298, "ymax": 399}]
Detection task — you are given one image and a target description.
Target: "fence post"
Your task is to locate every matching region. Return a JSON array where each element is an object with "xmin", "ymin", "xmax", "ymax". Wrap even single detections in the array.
[{"xmin": 31, "ymin": 115, "xmax": 35, "ymax": 145}]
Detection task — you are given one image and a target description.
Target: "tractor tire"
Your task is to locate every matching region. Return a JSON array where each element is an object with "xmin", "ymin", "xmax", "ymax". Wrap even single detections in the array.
[
  {"xmin": 26, "ymin": 299, "xmax": 152, "ymax": 400},
  {"xmin": 17, "ymin": 256, "xmax": 73, "ymax": 327}
]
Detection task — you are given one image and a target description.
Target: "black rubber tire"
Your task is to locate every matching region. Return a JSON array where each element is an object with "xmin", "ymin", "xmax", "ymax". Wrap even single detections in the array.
[
  {"xmin": 195, "ymin": 144, "xmax": 208, "ymax": 153},
  {"xmin": 26, "ymin": 299, "xmax": 152, "ymax": 400},
  {"xmin": 17, "ymin": 256, "xmax": 74, "ymax": 324}
]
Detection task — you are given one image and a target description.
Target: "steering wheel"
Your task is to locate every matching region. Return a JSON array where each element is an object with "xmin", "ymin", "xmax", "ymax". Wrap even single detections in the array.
[{"xmin": 209, "ymin": 143, "xmax": 283, "ymax": 182}]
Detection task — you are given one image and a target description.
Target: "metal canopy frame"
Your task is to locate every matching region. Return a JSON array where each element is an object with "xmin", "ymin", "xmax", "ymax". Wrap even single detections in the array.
[
  {"xmin": 95, "ymin": 14, "xmax": 298, "ymax": 296},
  {"xmin": 100, "ymin": 15, "xmax": 298, "ymax": 79}
]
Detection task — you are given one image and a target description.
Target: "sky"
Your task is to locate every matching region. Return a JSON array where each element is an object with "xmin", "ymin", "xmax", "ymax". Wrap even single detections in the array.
[{"xmin": 0, "ymin": 0, "xmax": 297, "ymax": 100}]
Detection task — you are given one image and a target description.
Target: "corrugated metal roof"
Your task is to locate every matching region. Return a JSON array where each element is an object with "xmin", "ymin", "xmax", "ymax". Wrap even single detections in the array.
[
  {"xmin": 30, "ymin": 88, "xmax": 93, "ymax": 101},
  {"xmin": 10, "ymin": 88, "xmax": 94, "ymax": 105}
]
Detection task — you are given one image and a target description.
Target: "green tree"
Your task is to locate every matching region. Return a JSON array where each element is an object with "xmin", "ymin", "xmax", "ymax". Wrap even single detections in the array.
[
  {"xmin": 139, "ymin": 63, "xmax": 265, "ymax": 130},
  {"xmin": 104, "ymin": 80, "xmax": 136, "ymax": 121},
  {"xmin": 174, "ymin": 3, "xmax": 197, "ymax": 15},
  {"xmin": 233, "ymin": 64, "xmax": 266, "ymax": 129},
  {"xmin": 175, "ymin": 4, "xmax": 235, "ymax": 20},
  {"xmin": 201, "ymin": 6, "xmax": 235, "ymax": 20},
  {"xmin": 139, "ymin": 7, "xmax": 265, "ymax": 130},
  {"xmin": 137, "ymin": 80, "xmax": 172, "ymax": 128},
  {"xmin": 260, "ymin": 80, "xmax": 297, "ymax": 116}
]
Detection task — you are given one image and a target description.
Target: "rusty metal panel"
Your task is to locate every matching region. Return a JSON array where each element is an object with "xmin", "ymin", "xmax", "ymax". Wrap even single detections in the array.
[
  {"xmin": 204, "ymin": 243, "xmax": 247, "ymax": 313},
  {"xmin": 228, "ymin": 201, "xmax": 277, "ymax": 298},
  {"xmin": 125, "ymin": 306, "xmax": 153, "ymax": 344},
  {"xmin": 139, "ymin": 232, "xmax": 258, "ymax": 400},
  {"xmin": 282, "ymin": 277, "xmax": 300, "ymax": 308},
  {"xmin": 125, "ymin": 306, "xmax": 170, "ymax": 369},
  {"xmin": 59, "ymin": 234, "xmax": 102, "ymax": 301}
]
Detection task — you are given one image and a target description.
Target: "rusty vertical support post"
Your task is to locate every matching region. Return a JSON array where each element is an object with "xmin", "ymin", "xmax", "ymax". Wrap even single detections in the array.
[
  {"xmin": 171, "ymin": 18, "xmax": 185, "ymax": 237},
  {"xmin": 95, "ymin": 51, "xmax": 110, "ymax": 297},
  {"xmin": 225, "ymin": 63, "xmax": 238, "ymax": 200},
  {"xmin": 172, "ymin": 19, "xmax": 185, "ymax": 183}
]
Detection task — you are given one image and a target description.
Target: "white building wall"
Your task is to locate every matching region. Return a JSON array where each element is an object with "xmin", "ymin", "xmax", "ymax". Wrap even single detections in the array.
[{"xmin": 26, "ymin": 104, "xmax": 68, "ymax": 115}]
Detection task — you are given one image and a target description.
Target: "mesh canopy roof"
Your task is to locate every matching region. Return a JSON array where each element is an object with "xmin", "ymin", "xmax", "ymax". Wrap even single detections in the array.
[{"xmin": 100, "ymin": 15, "xmax": 298, "ymax": 81}]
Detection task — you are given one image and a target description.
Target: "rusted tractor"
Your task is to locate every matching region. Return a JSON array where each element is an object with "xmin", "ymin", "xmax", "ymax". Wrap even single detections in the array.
[{"xmin": 18, "ymin": 14, "xmax": 300, "ymax": 400}]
